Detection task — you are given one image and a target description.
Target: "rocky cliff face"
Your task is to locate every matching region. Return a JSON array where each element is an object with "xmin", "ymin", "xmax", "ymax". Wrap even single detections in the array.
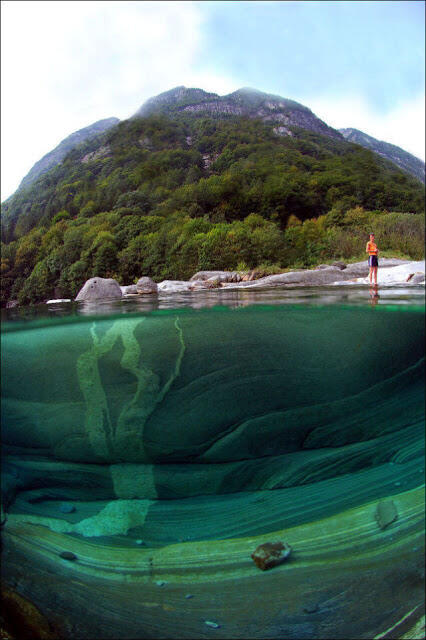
[
  {"xmin": 135, "ymin": 86, "xmax": 219, "ymax": 116},
  {"xmin": 133, "ymin": 86, "xmax": 343, "ymax": 141},
  {"xmin": 17, "ymin": 117, "xmax": 120, "ymax": 192},
  {"xmin": 340, "ymin": 127, "xmax": 425, "ymax": 184}
]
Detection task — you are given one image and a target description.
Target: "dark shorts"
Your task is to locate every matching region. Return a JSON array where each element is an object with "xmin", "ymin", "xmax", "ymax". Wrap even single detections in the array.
[{"xmin": 368, "ymin": 255, "xmax": 378, "ymax": 268}]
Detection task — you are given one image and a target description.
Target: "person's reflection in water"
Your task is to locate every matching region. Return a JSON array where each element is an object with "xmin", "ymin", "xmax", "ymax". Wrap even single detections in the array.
[{"xmin": 369, "ymin": 284, "xmax": 380, "ymax": 306}]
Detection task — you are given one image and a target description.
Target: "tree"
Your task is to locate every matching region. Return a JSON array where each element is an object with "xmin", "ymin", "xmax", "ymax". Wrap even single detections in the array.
[{"xmin": 113, "ymin": 190, "xmax": 152, "ymax": 213}]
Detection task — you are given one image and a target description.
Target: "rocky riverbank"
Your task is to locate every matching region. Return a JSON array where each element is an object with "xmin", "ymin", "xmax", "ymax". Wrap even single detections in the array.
[{"xmin": 62, "ymin": 258, "xmax": 425, "ymax": 305}]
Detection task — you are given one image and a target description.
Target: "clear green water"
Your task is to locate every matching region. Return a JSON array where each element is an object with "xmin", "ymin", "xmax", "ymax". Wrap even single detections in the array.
[
  {"xmin": 2, "ymin": 295, "xmax": 424, "ymax": 486},
  {"xmin": 1, "ymin": 291, "xmax": 424, "ymax": 639}
]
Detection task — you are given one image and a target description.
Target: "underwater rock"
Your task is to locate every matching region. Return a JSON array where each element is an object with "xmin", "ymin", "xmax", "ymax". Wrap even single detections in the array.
[
  {"xmin": 0, "ymin": 587, "xmax": 58, "ymax": 640},
  {"xmin": 375, "ymin": 500, "xmax": 398, "ymax": 530},
  {"xmin": 303, "ymin": 604, "xmax": 319, "ymax": 614},
  {"xmin": 59, "ymin": 502, "xmax": 75, "ymax": 514},
  {"xmin": 75, "ymin": 277, "xmax": 122, "ymax": 301},
  {"xmin": 1, "ymin": 303, "xmax": 424, "ymax": 639},
  {"xmin": 136, "ymin": 277, "xmax": 158, "ymax": 294},
  {"xmin": 204, "ymin": 621, "xmax": 220, "ymax": 629},
  {"xmin": 251, "ymin": 541, "xmax": 292, "ymax": 570},
  {"xmin": 59, "ymin": 551, "xmax": 77, "ymax": 561}
]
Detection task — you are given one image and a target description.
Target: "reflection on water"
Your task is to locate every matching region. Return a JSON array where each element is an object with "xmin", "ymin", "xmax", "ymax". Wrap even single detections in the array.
[
  {"xmin": 369, "ymin": 284, "xmax": 380, "ymax": 307},
  {"xmin": 2, "ymin": 283, "xmax": 425, "ymax": 322}
]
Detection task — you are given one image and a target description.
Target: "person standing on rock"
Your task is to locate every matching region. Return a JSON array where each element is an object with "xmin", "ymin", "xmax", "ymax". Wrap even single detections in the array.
[{"xmin": 366, "ymin": 233, "xmax": 379, "ymax": 285}]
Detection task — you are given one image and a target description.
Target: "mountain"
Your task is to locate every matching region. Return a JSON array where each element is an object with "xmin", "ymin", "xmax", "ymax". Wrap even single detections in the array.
[
  {"xmin": 1, "ymin": 86, "xmax": 424, "ymax": 307},
  {"xmin": 339, "ymin": 128, "xmax": 425, "ymax": 184},
  {"xmin": 133, "ymin": 86, "xmax": 343, "ymax": 141},
  {"xmin": 16, "ymin": 117, "xmax": 120, "ymax": 193}
]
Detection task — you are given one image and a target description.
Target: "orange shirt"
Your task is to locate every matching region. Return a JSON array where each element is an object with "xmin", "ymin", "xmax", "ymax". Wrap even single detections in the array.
[{"xmin": 366, "ymin": 241, "xmax": 378, "ymax": 255}]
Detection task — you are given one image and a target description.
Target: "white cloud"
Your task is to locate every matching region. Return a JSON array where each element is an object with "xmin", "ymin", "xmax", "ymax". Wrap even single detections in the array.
[
  {"xmin": 307, "ymin": 93, "xmax": 425, "ymax": 162},
  {"xmin": 1, "ymin": 1, "xmax": 238, "ymax": 200}
]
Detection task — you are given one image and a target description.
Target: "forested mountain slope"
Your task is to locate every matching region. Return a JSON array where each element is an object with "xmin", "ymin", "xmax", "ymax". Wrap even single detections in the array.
[
  {"xmin": 340, "ymin": 127, "xmax": 425, "ymax": 184},
  {"xmin": 1, "ymin": 88, "xmax": 424, "ymax": 306},
  {"xmin": 14, "ymin": 117, "xmax": 120, "ymax": 194}
]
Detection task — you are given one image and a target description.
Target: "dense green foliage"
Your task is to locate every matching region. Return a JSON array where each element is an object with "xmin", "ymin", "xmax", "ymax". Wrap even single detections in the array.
[{"xmin": 1, "ymin": 115, "xmax": 424, "ymax": 306}]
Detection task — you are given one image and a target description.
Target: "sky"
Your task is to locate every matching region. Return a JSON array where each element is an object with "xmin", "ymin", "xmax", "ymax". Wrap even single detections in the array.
[{"xmin": 1, "ymin": 0, "xmax": 425, "ymax": 201}]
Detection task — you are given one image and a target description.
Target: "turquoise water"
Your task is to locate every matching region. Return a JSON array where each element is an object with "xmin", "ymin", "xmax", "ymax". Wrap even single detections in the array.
[
  {"xmin": 1, "ymin": 288, "xmax": 425, "ymax": 639},
  {"xmin": 2, "ymin": 294, "xmax": 424, "ymax": 519}
]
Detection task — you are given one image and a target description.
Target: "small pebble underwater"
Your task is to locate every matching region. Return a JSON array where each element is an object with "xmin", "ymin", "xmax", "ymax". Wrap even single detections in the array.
[{"xmin": 1, "ymin": 287, "xmax": 425, "ymax": 639}]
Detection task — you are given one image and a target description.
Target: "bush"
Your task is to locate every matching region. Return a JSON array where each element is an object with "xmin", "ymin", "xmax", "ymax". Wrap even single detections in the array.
[
  {"xmin": 18, "ymin": 260, "xmax": 52, "ymax": 305},
  {"xmin": 51, "ymin": 210, "xmax": 71, "ymax": 224}
]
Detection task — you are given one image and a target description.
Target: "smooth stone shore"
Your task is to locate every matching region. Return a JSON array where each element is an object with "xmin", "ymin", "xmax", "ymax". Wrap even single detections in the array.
[
  {"xmin": 221, "ymin": 259, "xmax": 419, "ymax": 289},
  {"xmin": 116, "ymin": 260, "xmax": 423, "ymax": 298},
  {"xmin": 28, "ymin": 260, "xmax": 424, "ymax": 306}
]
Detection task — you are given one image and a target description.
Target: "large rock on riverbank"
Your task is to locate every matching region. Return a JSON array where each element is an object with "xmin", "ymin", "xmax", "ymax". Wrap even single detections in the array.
[
  {"xmin": 220, "ymin": 259, "xmax": 415, "ymax": 289},
  {"xmin": 136, "ymin": 277, "xmax": 158, "ymax": 294},
  {"xmin": 333, "ymin": 260, "xmax": 426, "ymax": 286},
  {"xmin": 75, "ymin": 277, "xmax": 122, "ymax": 301}
]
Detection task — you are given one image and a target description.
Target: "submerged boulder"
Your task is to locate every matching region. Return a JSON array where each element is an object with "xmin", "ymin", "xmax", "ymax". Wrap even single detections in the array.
[
  {"xmin": 75, "ymin": 278, "xmax": 122, "ymax": 301},
  {"xmin": 375, "ymin": 500, "xmax": 398, "ymax": 530},
  {"xmin": 59, "ymin": 502, "xmax": 75, "ymax": 514},
  {"xmin": 251, "ymin": 541, "xmax": 292, "ymax": 570},
  {"xmin": 59, "ymin": 551, "xmax": 77, "ymax": 561}
]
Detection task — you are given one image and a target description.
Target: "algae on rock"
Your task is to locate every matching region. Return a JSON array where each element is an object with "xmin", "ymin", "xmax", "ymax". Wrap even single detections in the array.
[{"xmin": 76, "ymin": 317, "xmax": 185, "ymax": 462}]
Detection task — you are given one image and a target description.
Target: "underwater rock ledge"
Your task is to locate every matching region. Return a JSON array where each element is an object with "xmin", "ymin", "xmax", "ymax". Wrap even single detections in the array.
[
  {"xmin": 2, "ymin": 486, "xmax": 425, "ymax": 639},
  {"xmin": 1, "ymin": 304, "xmax": 425, "ymax": 638}
]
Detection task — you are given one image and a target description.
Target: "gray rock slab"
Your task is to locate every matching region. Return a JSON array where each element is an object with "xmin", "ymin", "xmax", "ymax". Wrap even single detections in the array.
[
  {"xmin": 190, "ymin": 271, "xmax": 236, "ymax": 282},
  {"xmin": 75, "ymin": 278, "xmax": 122, "ymax": 301},
  {"xmin": 409, "ymin": 273, "xmax": 425, "ymax": 284},
  {"xmin": 157, "ymin": 280, "xmax": 196, "ymax": 293},
  {"xmin": 343, "ymin": 258, "xmax": 410, "ymax": 278},
  {"xmin": 121, "ymin": 285, "xmax": 138, "ymax": 295},
  {"xmin": 136, "ymin": 277, "xmax": 158, "ymax": 294},
  {"xmin": 223, "ymin": 267, "xmax": 353, "ymax": 288}
]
